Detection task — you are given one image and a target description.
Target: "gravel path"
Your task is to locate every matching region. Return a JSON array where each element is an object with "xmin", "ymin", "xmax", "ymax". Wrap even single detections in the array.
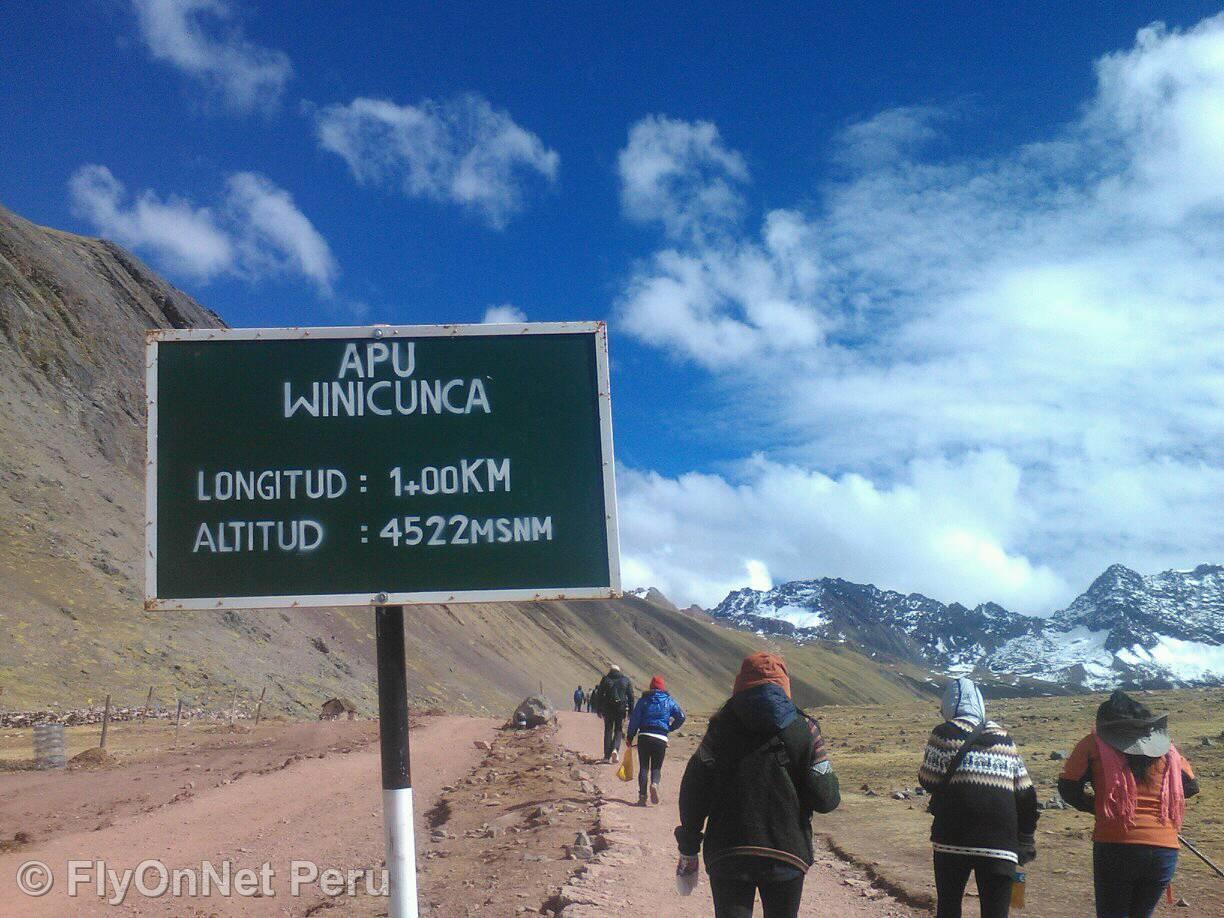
[{"xmin": 555, "ymin": 711, "xmax": 925, "ymax": 917}]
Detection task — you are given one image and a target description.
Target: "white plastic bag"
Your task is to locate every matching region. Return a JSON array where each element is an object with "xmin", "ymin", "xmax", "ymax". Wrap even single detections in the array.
[{"xmin": 676, "ymin": 855, "xmax": 699, "ymax": 896}]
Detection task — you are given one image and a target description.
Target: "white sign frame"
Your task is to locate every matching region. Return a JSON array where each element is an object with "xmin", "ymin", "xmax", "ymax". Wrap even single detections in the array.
[{"xmin": 145, "ymin": 321, "xmax": 621, "ymax": 610}]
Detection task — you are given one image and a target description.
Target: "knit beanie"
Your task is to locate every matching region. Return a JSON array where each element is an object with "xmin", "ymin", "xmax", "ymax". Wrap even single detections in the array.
[
  {"xmin": 650, "ymin": 675, "xmax": 665, "ymax": 691},
  {"xmin": 732, "ymin": 652, "xmax": 791, "ymax": 698}
]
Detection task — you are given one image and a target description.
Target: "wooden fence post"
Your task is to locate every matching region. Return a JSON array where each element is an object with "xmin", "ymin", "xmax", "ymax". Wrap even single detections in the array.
[
  {"xmin": 230, "ymin": 688, "xmax": 240, "ymax": 726},
  {"xmin": 254, "ymin": 686, "xmax": 267, "ymax": 728},
  {"xmin": 141, "ymin": 685, "xmax": 154, "ymax": 728},
  {"xmin": 173, "ymin": 699, "xmax": 184, "ymax": 747},
  {"xmin": 100, "ymin": 694, "xmax": 111, "ymax": 749}
]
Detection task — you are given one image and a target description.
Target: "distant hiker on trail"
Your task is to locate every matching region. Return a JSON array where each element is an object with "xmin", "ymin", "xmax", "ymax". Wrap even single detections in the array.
[
  {"xmin": 594, "ymin": 664, "xmax": 635, "ymax": 763},
  {"xmin": 1057, "ymin": 690, "xmax": 1199, "ymax": 918},
  {"xmin": 573, "ymin": 686, "xmax": 585, "ymax": 712},
  {"xmin": 586, "ymin": 688, "xmax": 594, "ymax": 713},
  {"xmin": 918, "ymin": 677, "xmax": 1038, "ymax": 918},
  {"xmin": 627, "ymin": 674, "xmax": 685, "ymax": 806},
  {"xmin": 675, "ymin": 652, "xmax": 839, "ymax": 918}
]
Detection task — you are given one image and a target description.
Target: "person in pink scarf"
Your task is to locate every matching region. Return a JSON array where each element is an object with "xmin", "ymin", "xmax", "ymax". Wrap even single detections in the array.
[{"xmin": 1058, "ymin": 691, "xmax": 1200, "ymax": 918}]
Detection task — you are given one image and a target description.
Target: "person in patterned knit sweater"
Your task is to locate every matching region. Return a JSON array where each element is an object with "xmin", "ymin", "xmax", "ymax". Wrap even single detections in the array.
[{"xmin": 918, "ymin": 678, "xmax": 1039, "ymax": 918}]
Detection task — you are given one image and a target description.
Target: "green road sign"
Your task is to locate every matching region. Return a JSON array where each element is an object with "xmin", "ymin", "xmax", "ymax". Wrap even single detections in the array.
[{"xmin": 145, "ymin": 323, "xmax": 619, "ymax": 609}]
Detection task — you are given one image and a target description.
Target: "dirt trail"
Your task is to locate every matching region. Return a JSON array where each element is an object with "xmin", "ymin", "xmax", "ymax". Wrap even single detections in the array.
[
  {"xmin": 554, "ymin": 712, "xmax": 923, "ymax": 917},
  {"xmin": 0, "ymin": 716, "xmax": 497, "ymax": 915}
]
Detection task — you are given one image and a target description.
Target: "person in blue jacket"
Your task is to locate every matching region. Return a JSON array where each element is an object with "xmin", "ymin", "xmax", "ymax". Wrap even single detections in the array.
[
  {"xmin": 627, "ymin": 675, "xmax": 686, "ymax": 806},
  {"xmin": 573, "ymin": 686, "xmax": 585, "ymax": 712}
]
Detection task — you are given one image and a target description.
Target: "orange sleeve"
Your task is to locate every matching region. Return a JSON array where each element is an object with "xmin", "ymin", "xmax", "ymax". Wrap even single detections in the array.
[{"xmin": 1061, "ymin": 734, "xmax": 1095, "ymax": 781}]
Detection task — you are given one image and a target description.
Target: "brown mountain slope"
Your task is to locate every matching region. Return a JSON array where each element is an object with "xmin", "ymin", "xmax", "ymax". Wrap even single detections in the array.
[{"xmin": 0, "ymin": 202, "xmax": 928, "ymax": 716}]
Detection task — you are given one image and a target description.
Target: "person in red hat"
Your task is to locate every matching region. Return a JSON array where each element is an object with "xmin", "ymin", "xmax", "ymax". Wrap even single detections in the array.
[{"xmin": 627, "ymin": 674, "xmax": 686, "ymax": 806}]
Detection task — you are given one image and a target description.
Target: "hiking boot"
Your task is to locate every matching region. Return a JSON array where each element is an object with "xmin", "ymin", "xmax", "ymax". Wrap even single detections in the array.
[
  {"xmin": 637, "ymin": 794, "xmax": 648, "ymax": 806},
  {"xmin": 650, "ymin": 783, "xmax": 660, "ymax": 805},
  {"xmin": 609, "ymin": 750, "xmax": 619, "ymax": 764}
]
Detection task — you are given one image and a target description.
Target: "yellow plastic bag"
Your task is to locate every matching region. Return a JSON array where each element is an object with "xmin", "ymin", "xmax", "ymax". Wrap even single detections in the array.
[{"xmin": 616, "ymin": 744, "xmax": 635, "ymax": 782}]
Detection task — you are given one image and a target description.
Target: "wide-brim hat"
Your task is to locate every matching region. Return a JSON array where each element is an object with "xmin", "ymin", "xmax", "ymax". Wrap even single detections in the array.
[{"xmin": 1096, "ymin": 690, "xmax": 1171, "ymax": 757}]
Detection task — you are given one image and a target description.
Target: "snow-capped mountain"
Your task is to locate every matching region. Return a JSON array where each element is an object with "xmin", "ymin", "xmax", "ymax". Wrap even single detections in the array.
[{"xmin": 708, "ymin": 564, "xmax": 1224, "ymax": 689}]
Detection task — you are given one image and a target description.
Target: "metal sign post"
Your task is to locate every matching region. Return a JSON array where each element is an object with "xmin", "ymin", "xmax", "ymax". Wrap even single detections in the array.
[{"xmin": 376, "ymin": 605, "xmax": 416, "ymax": 917}]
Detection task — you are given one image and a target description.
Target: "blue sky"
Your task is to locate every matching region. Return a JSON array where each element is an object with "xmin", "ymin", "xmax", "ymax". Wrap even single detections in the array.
[{"xmin": 2, "ymin": 2, "xmax": 1222, "ymax": 611}]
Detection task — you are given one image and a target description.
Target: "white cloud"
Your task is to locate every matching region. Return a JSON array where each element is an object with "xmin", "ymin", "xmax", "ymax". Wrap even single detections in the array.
[
  {"xmin": 619, "ymin": 454, "xmax": 1067, "ymax": 612},
  {"xmin": 619, "ymin": 209, "xmax": 826, "ymax": 366},
  {"xmin": 482, "ymin": 304, "xmax": 527, "ymax": 324},
  {"xmin": 69, "ymin": 164, "xmax": 234, "ymax": 276},
  {"xmin": 70, "ymin": 165, "xmax": 337, "ymax": 292},
  {"xmin": 617, "ymin": 15, "xmax": 1224, "ymax": 612},
  {"xmin": 618, "ymin": 115, "xmax": 748, "ymax": 241},
  {"xmin": 315, "ymin": 94, "xmax": 559, "ymax": 228},
  {"xmin": 131, "ymin": 0, "xmax": 291, "ymax": 111},
  {"xmin": 833, "ymin": 105, "xmax": 947, "ymax": 168},
  {"xmin": 224, "ymin": 173, "xmax": 338, "ymax": 293}
]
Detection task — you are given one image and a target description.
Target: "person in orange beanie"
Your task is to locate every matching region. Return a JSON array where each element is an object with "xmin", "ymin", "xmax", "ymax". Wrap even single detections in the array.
[{"xmin": 675, "ymin": 653, "xmax": 839, "ymax": 917}]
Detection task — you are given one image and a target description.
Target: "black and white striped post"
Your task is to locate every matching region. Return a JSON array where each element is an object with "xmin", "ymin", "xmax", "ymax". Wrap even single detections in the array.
[{"xmin": 376, "ymin": 605, "xmax": 417, "ymax": 917}]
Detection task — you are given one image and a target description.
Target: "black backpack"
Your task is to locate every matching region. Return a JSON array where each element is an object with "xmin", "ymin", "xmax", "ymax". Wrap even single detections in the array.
[
  {"xmin": 706, "ymin": 715, "xmax": 814, "ymax": 865},
  {"xmin": 593, "ymin": 676, "xmax": 625, "ymax": 716},
  {"xmin": 614, "ymin": 678, "xmax": 633, "ymax": 712}
]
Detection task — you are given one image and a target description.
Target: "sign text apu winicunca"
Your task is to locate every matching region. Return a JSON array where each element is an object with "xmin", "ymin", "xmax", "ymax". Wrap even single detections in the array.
[{"xmin": 283, "ymin": 342, "xmax": 492, "ymax": 418}]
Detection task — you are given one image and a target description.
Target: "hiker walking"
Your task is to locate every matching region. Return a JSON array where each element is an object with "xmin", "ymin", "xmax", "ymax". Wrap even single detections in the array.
[
  {"xmin": 1057, "ymin": 690, "xmax": 1200, "ymax": 918},
  {"xmin": 586, "ymin": 688, "xmax": 594, "ymax": 713},
  {"xmin": 627, "ymin": 674, "xmax": 685, "ymax": 806},
  {"xmin": 918, "ymin": 677, "xmax": 1038, "ymax": 918},
  {"xmin": 573, "ymin": 685, "xmax": 585, "ymax": 712},
  {"xmin": 594, "ymin": 664, "xmax": 634, "ymax": 763},
  {"xmin": 675, "ymin": 652, "xmax": 839, "ymax": 918}
]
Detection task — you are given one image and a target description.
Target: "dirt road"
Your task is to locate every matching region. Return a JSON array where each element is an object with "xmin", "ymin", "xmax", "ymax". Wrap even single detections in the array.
[
  {"xmin": 0, "ymin": 711, "xmax": 926, "ymax": 916},
  {"xmin": 554, "ymin": 712, "xmax": 922, "ymax": 917},
  {"xmin": 0, "ymin": 716, "xmax": 497, "ymax": 915}
]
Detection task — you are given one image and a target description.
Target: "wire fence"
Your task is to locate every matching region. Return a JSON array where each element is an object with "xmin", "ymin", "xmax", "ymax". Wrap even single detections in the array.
[{"xmin": 0, "ymin": 686, "xmax": 269, "ymax": 729}]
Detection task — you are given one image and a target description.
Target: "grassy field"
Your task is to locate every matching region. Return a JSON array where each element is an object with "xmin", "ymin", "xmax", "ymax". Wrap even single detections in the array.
[
  {"xmin": 0, "ymin": 719, "xmax": 277, "ymax": 768},
  {"xmin": 806, "ymin": 687, "xmax": 1224, "ymax": 916}
]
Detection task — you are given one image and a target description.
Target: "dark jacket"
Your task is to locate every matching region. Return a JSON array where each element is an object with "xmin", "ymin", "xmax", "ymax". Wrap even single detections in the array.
[
  {"xmin": 675, "ymin": 684, "xmax": 839, "ymax": 874},
  {"xmin": 628, "ymin": 689, "xmax": 685, "ymax": 742},
  {"xmin": 918, "ymin": 717, "xmax": 1039, "ymax": 861},
  {"xmin": 594, "ymin": 670, "xmax": 634, "ymax": 718}
]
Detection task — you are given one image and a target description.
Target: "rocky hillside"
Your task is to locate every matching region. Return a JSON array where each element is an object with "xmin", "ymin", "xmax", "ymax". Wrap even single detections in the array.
[
  {"xmin": 0, "ymin": 202, "xmax": 929, "ymax": 716},
  {"xmin": 711, "ymin": 564, "xmax": 1224, "ymax": 690}
]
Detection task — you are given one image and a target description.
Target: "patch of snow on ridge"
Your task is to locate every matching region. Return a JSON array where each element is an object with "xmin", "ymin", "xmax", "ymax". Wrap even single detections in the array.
[
  {"xmin": 1135, "ymin": 636, "xmax": 1224, "ymax": 683},
  {"xmin": 765, "ymin": 603, "xmax": 828, "ymax": 630},
  {"xmin": 991, "ymin": 626, "xmax": 1114, "ymax": 685}
]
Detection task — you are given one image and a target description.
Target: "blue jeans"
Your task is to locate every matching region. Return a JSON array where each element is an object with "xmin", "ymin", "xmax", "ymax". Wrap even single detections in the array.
[{"xmin": 1093, "ymin": 843, "xmax": 1178, "ymax": 918}]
